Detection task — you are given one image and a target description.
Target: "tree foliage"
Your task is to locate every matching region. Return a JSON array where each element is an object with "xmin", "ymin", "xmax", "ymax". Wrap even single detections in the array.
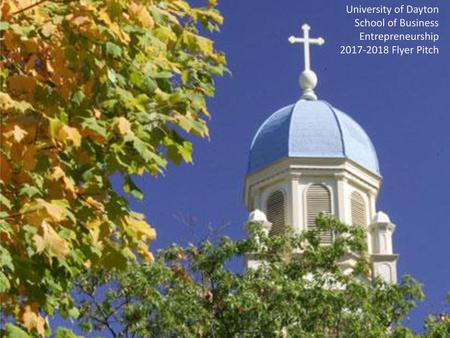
[
  {"xmin": 0, "ymin": 0, "xmax": 225, "ymax": 335},
  {"xmin": 71, "ymin": 216, "xmax": 448, "ymax": 337}
]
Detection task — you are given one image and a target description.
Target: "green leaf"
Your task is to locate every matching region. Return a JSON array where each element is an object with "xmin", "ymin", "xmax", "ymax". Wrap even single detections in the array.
[
  {"xmin": 55, "ymin": 327, "xmax": 79, "ymax": 338},
  {"xmin": 0, "ymin": 245, "xmax": 14, "ymax": 270},
  {"xmin": 164, "ymin": 134, "xmax": 193, "ymax": 165},
  {"xmin": 154, "ymin": 71, "xmax": 173, "ymax": 79},
  {"xmin": 3, "ymin": 324, "xmax": 31, "ymax": 338},
  {"xmin": 19, "ymin": 184, "xmax": 42, "ymax": 199},
  {"xmin": 176, "ymin": 114, "xmax": 208, "ymax": 136},
  {"xmin": 126, "ymin": 135, "xmax": 167, "ymax": 169},
  {"xmin": 10, "ymin": 23, "xmax": 33, "ymax": 36},
  {"xmin": 71, "ymin": 90, "xmax": 85, "ymax": 105},
  {"xmin": 123, "ymin": 175, "xmax": 144, "ymax": 200},
  {"xmin": 181, "ymin": 70, "xmax": 190, "ymax": 84},
  {"xmin": 80, "ymin": 117, "xmax": 107, "ymax": 138},
  {"xmin": 0, "ymin": 271, "xmax": 10, "ymax": 292},
  {"xmin": 67, "ymin": 307, "xmax": 80, "ymax": 319},
  {"xmin": 178, "ymin": 141, "xmax": 192, "ymax": 163},
  {"xmin": 101, "ymin": 246, "xmax": 128, "ymax": 270},
  {"xmin": 107, "ymin": 68, "xmax": 117, "ymax": 83},
  {"xmin": 0, "ymin": 193, "xmax": 12, "ymax": 210},
  {"xmin": 105, "ymin": 42, "xmax": 122, "ymax": 58},
  {"xmin": 143, "ymin": 77, "xmax": 157, "ymax": 94},
  {"xmin": 0, "ymin": 220, "xmax": 13, "ymax": 236},
  {"xmin": 153, "ymin": 26, "xmax": 176, "ymax": 43},
  {"xmin": 49, "ymin": 117, "xmax": 64, "ymax": 139},
  {"xmin": 0, "ymin": 21, "xmax": 10, "ymax": 31}
]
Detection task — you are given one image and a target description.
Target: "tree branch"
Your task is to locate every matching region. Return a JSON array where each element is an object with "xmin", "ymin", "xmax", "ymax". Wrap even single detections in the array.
[
  {"xmin": 12, "ymin": 0, "xmax": 49, "ymax": 15},
  {"xmin": 12, "ymin": 0, "xmax": 77, "ymax": 16},
  {"xmin": 82, "ymin": 286, "xmax": 119, "ymax": 338},
  {"xmin": 0, "ymin": 209, "xmax": 37, "ymax": 221}
]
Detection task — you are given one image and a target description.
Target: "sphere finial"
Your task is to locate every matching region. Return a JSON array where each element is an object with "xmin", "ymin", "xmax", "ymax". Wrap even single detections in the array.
[{"xmin": 300, "ymin": 70, "xmax": 318, "ymax": 100}]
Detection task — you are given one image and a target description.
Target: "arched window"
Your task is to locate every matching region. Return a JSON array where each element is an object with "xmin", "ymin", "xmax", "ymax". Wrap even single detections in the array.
[
  {"xmin": 306, "ymin": 184, "xmax": 332, "ymax": 243},
  {"xmin": 266, "ymin": 191, "xmax": 285, "ymax": 236},
  {"xmin": 351, "ymin": 191, "xmax": 367, "ymax": 226}
]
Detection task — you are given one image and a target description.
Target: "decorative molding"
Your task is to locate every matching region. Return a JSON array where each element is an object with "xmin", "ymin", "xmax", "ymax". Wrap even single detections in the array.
[
  {"xmin": 244, "ymin": 157, "xmax": 381, "ymax": 209},
  {"xmin": 371, "ymin": 253, "xmax": 399, "ymax": 262}
]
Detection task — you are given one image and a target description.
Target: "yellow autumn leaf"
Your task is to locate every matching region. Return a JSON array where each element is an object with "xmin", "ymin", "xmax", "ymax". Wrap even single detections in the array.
[
  {"xmin": 153, "ymin": 26, "xmax": 177, "ymax": 43},
  {"xmin": 114, "ymin": 117, "xmax": 132, "ymax": 135},
  {"xmin": 23, "ymin": 199, "xmax": 67, "ymax": 226},
  {"xmin": 49, "ymin": 166, "xmax": 65, "ymax": 180},
  {"xmin": 5, "ymin": 125, "xmax": 28, "ymax": 143},
  {"xmin": 182, "ymin": 31, "xmax": 213, "ymax": 55},
  {"xmin": 57, "ymin": 125, "xmax": 82, "ymax": 147},
  {"xmin": 85, "ymin": 218, "xmax": 104, "ymax": 250},
  {"xmin": 84, "ymin": 196, "xmax": 105, "ymax": 212},
  {"xmin": 75, "ymin": 16, "xmax": 92, "ymax": 26},
  {"xmin": 193, "ymin": 8, "xmax": 223, "ymax": 24},
  {"xmin": 93, "ymin": 108, "xmax": 102, "ymax": 118},
  {"xmin": 195, "ymin": 35, "xmax": 214, "ymax": 55},
  {"xmin": 0, "ymin": 92, "xmax": 15, "ymax": 111},
  {"xmin": 48, "ymin": 166, "xmax": 77, "ymax": 194},
  {"xmin": 122, "ymin": 247, "xmax": 137, "ymax": 261},
  {"xmin": 124, "ymin": 216, "xmax": 156, "ymax": 241},
  {"xmin": 79, "ymin": 0, "xmax": 96, "ymax": 10},
  {"xmin": 129, "ymin": 2, "xmax": 154, "ymax": 28},
  {"xmin": 171, "ymin": 0, "xmax": 192, "ymax": 13},
  {"xmin": 22, "ymin": 145, "xmax": 37, "ymax": 171},
  {"xmin": 0, "ymin": 92, "xmax": 33, "ymax": 113},
  {"xmin": 98, "ymin": 9, "xmax": 130, "ymax": 43},
  {"xmin": 41, "ymin": 21, "xmax": 56, "ymax": 37},
  {"xmin": 43, "ymin": 200, "xmax": 68, "ymax": 222},
  {"xmin": 63, "ymin": 179, "xmax": 76, "ymax": 195},
  {"xmin": 33, "ymin": 221, "xmax": 70, "ymax": 260},
  {"xmin": 20, "ymin": 303, "xmax": 46, "ymax": 336},
  {"xmin": 137, "ymin": 242, "xmax": 154, "ymax": 262},
  {"xmin": 207, "ymin": 0, "xmax": 218, "ymax": 8},
  {"xmin": 138, "ymin": 8, "xmax": 154, "ymax": 28}
]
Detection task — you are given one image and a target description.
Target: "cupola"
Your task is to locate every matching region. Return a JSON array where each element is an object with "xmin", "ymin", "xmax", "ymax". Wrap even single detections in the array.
[{"xmin": 244, "ymin": 24, "xmax": 397, "ymax": 283}]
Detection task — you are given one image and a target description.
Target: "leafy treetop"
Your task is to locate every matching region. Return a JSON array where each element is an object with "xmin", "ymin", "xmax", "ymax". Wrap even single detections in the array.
[
  {"xmin": 0, "ymin": 0, "xmax": 225, "ymax": 335},
  {"xmin": 69, "ymin": 216, "xmax": 446, "ymax": 338}
]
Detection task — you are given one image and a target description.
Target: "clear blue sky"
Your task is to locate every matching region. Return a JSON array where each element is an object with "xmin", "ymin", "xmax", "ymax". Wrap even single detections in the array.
[{"xmin": 128, "ymin": 0, "xmax": 450, "ymax": 331}]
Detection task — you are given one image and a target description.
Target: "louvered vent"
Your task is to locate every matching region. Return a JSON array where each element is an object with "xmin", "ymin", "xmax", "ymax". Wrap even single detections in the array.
[
  {"xmin": 351, "ymin": 191, "xmax": 367, "ymax": 226},
  {"xmin": 306, "ymin": 184, "xmax": 332, "ymax": 244},
  {"xmin": 266, "ymin": 191, "xmax": 285, "ymax": 236}
]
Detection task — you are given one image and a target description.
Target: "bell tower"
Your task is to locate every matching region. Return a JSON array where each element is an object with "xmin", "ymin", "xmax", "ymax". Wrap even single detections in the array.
[{"xmin": 243, "ymin": 24, "xmax": 398, "ymax": 283}]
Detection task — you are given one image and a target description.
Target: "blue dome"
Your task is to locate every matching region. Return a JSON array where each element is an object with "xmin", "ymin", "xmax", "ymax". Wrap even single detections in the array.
[{"xmin": 248, "ymin": 100, "xmax": 380, "ymax": 175}]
